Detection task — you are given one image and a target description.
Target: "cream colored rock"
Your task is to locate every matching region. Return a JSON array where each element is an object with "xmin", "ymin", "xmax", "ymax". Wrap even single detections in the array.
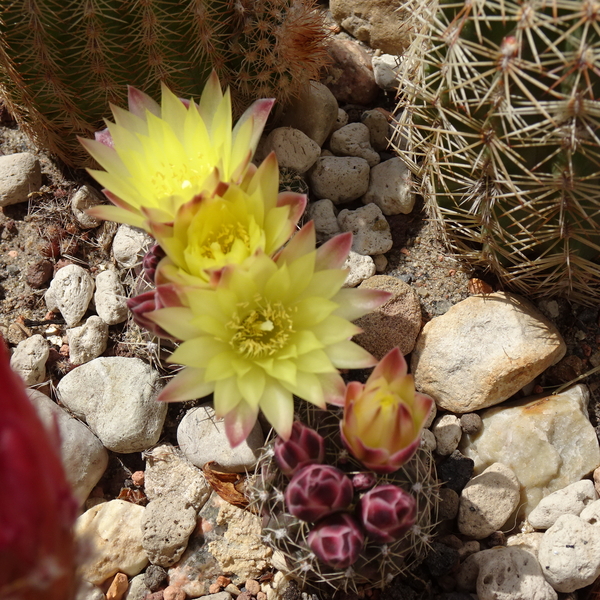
[
  {"xmin": 10, "ymin": 334, "xmax": 48, "ymax": 384},
  {"xmin": 411, "ymin": 293, "xmax": 566, "ymax": 413},
  {"xmin": 75, "ymin": 499, "xmax": 148, "ymax": 585},
  {"xmin": 363, "ymin": 157, "xmax": 414, "ymax": 215},
  {"xmin": 330, "ymin": 123, "xmax": 380, "ymax": 167},
  {"xmin": 308, "ymin": 156, "xmax": 370, "ymax": 204},
  {"xmin": 264, "ymin": 127, "xmax": 321, "ymax": 173},
  {"xmin": 71, "ymin": 185, "xmax": 104, "ymax": 229},
  {"xmin": 94, "ymin": 270, "xmax": 128, "ymax": 325},
  {"xmin": 307, "ymin": 199, "xmax": 341, "ymax": 243},
  {"xmin": 67, "ymin": 316, "xmax": 109, "ymax": 364},
  {"xmin": 47, "ymin": 264, "xmax": 95, "ymax": 327},
  {"xmin": 343, "ymin": 251, "xmax": 376, "ymax": 287},
  {"xmin": 507, "ymin": 532, "xmax": 545, "ymax": 557},
  {"xmin": 460, "ymin": 385, "xmax": 600, "ymax": 517},
  {"xmin": 432, "ymin": 414, "xmax": 462, "ymax": 456},
  {"xmin": 337, "ymin": 204, "xmax": 393, "ymax": 255},
  {"xmin": 458, "ymin": 463, "xmax": 521, "ymax": 539}
]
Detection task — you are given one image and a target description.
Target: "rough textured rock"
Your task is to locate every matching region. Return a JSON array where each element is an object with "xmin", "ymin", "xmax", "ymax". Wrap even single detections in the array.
[
  {"xmin": 361, "ymin": 109, "xmax": 390, "ymax": 151},
  {"xmin": 528, "ymin": 480, "xmax": 597, "ymax": 530},
  {"xmin": 538, "ymin": 514, "xmax": 600, "ymax": 592},
  {"xmin": 432, "ymin": 414, "xmax": 462, "ymax": 456},
  {"xmin": 124, "ymin": 575, "xmax": 150, "ymax": 600},
  {"xmin": 458, "ymin": 463, "xmax": 521, "ymax": 539},
  {"xmin": 580, "ymin": 498, "xmax": 600, "ymax": 525},
  {"xmin": 46, "ymin": 264, "xmax": 95, "ymax": 327},
  {"xmin": 142, "ymin": 497, "xmax": 197, "ymax": 567},
  {"xmin": 57, "ymin": 357, "xmax": 166, "ymax": 453},
  {"xmin": 67, "ymin": 316, "xmax": 109, "ymax": 364},
  {"xmin": 275, "ymin": 81, "xmax": 338, "ymax": 146},
  {"xmin": 411, "ymin": 293, "xmax": 566, "ymax": 413},
  {"xmin": 460, "ymin": 385, "xmax": 600, "ymax": 517},
  {"xmin": 353, "ymin": 275, "xmax": 421, "ymax": 359},
  {"xmin": 71, "ymin": 185, "xmax": 104, "ymax": 228},
  {"xmin": 112, "ymin": 224, "xmax": 153, "ymax": 269},
  {"xmin": 363, "ymin": 157, "xmax": 414, "ymax": 215},
  {"xmin": 330, "ymin": 0, "xmax": 415, "ymax": 54},
  {"xmin": 307, "ymin": 199, "xmax": 341, "ymax": 243},
  {"xmin": 28, "ymin": 389, "xmax": 108, "ymax": 505},
  {"xmin": 507, "ymin": 532, "xmax": 545, "ymax": 557},
  {"xmin": 264, "ymin": 128, "xmax": 320, "ymax": 173},
  {"xmin": 330, "ymin": 123, "xmax": 380, "ymax": 167},
  {"xmin": 343, "ymin": 251, "xmax": 376, "ymax": 287},
  {"xmin": 75, "ymin": 499, "xmax": 148, "ymax": 585},
  {"xmin": 372, "ymin": 54, "xmax": 400, "ymax": 90},
  {"xmin": 338, "ymin": 204, "xmax": 393, "ymax": 255},
  {"xmin": 94, "ymin": 270, "xmax": 128, "ymax": 325},
  {"xmin": 178, "ymin": 403, "xmax": 264, "ymax": 472},
  {"xmin": 308, "ymin": 156, "xmax": 370, "ymax": 204},
  {"xmin": 9, "ymin": 334, "xmax": 49, "ymax": 384},
  {"xmin": 0, "ymin": 152, "xmax": 42, "ymax": 207},
  {"xmin": 438, "ymin": 450, "xmax": 475, "ymax": 493}
]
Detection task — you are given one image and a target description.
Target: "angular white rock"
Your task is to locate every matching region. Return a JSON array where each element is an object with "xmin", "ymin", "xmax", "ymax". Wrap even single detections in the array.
[
  {"xmin": 528, "ymin": 480, "xmax": 597, "ymax": 530},
  {"xmin": 57, "ymin": 357, "xmax": 166, "ymax": 453},
  {"xmin": 75, "ymin": 499, "xmax": 148, "ymax": 585},
  {"xmin": 264, "ymin": 127, "xmax": 321, "ymax": 173},
  {"xmin": 67, "ymin": 316, "xmax": 109, "ymax": 364},
  {"xmin": 363, "ymin": 157, "xmax": 414, "ymax": 215},
  {"xmin": 28, "ymin": 389, "xmax": 108, "ymax": 505},
  {"xmin": 412, "ymin": 293, "xmax": 566, "ymax": 413},
  {"xmin": 94, "ymin": 269, "xmax": 128, "ymax": 325},
  {"xmin": 0, "ymin": 152, "xmax": 42, "ymax": 207},
  {"xmin": 460, "ymin": 385, "xmax": 600, "ymax": 517},
  {"xmin": 507, "ymin": 532, "xmax": 545, "ymax": 557},
  {"xmin": 306, "ymin": 198, "xmax": 341, "ymax": 242},
  {"xmin": 338, "ymin": 203, "xmax": 393, "ymax": 255},
  {"xmin": 343, "ymin": 251, "xmax": 376, "ymax": 287},
  {"xmin": 329, "ymin": 123, "xmax": 380, "ymax": 167},
  {"xmin": 432, "ymin": 414, "xmax": 462, "ymax": 456},
  {"xmin": 308, "ymin": 156, "xmax": 370, "ymax": 204},
  {"xmin": 538, "ymin": 513, "xmax": 600, "ymax": 593},
  {"xmin": 46, "ymin": 264, "xmax": 95, "ymax": 327},
  {"xmin": 178, "ymin": 403, "xmax": 264, "ymax": 472},
  {"xmin": 372, "ymin": 54, "xmax": 400, "ymax": 90},
  {"xmin": 458, "ymin": 463, "xmax": 521, "ymax": 539},
  {"xmin": 10, "ymin": 334, "xmax": 49, "ymax": 384},
  {"xmin": 112, "ymin": 224, "xmax": 153, "ymax": 269},
  {"xmin": 71, "ymin": 185, "xmax": 104, "ymax": 229}
]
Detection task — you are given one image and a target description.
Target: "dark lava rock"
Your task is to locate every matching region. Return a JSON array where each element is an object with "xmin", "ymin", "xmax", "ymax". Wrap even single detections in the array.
[
  {"xmin": 425, "ymin": 542, "xmax": 460, "ymax": 578},
  {"xmin": 144, "ymin": 564, "xmax": 168, "ymax": 592},
  {"xmin": 437, "ymin": 450, "xmax": 474, "ymax": 493}
]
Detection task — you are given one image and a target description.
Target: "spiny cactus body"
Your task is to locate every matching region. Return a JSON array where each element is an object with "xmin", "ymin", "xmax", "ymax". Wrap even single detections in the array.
[
  {"xmin": 248, "ymin": 406, "xmax": 440, "ymax": 592},
  {"xmin": 0, "ymin": 0, "xmax": 328, "ymax": 167},
  {"xmin": 395, "ymin": 0, "xmax": 600, "ymax": 304}
]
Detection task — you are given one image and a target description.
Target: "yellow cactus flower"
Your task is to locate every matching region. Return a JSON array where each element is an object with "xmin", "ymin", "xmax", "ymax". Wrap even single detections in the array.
[
  {"xmin": 151, "ymin": 153, "xmax": 306, "ymax": 287},
  {"xmin": 145, "ymin": 223, "xmax": 391, "ymax": 447},
  {"xmin": 80, "ymin": 72, "xmax": 274, "ymax": 231},
  {"xmin": 341, "ymin": 348, "xmax": 434, "ymax": 473}
]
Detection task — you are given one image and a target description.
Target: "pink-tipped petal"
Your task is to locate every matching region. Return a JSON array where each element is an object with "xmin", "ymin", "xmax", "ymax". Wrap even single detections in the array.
[
  {"xmin": 315, "ymin": 233, "xmax": 353, "ymax": 270},
  {"xmin": 387, "ymin": 439, "xmax": 421, "ymax": 471},
  {"xmin": 157, "ymin": 367, "xmax": 214, "ymax": 403},
  {"xmin": 128, "ymin": 85, "xmax": 161, "ymax": 119},
  {"xmin": 327, "ymin": 340, "xmax": 378, "ymax": 370},
  {"xmin": 94, "ymin": 127, "xmax": 114, "ymax": 148},
  {"xmin": 370, "ymin": 348, "xmax": 408, "ymax": 383},
  {"xmin": 276, "ymin": 221, "xmax": 316, "ymax": 264},
  {"xmin": 413, "ymin": 392, "xmax": 435, "ymax": 425},
  {"xmin": 234, "ymin": 97, "xmax": 275, "ymax": 153},
  {"xmin": 276, "ymin": 192, "xmax": 307, "ymax": 226},
  {"xmin": 224, "ymin": 401, "xmax": 259, "ymax": 448},
  {"xmin": 320, "ymin": 370, "xmax": 348, "ymax": 407},
  {"xmin": 333, "ymin": 288, "xmax": 392, "ymax": 321}
]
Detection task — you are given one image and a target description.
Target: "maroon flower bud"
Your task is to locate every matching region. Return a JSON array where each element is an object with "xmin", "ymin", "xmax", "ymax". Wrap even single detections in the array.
[
  {"xmin": 358, "ymin": 484, "xmax": 416, "ymax": 543},
  {"xmin": 126, "ymin": 284, "xmax": 182, "ymax": 340},
  {"xmin": 308, "ymin": 513, "xmax": 364, "ymax": 569},
  {"xmin": 351, "ymin": 471, "xmax": 377, "ymax": 492},
  {"xmin": 142, "ymin": 243, "xmax": 166, "ymax": 283},
  {"xmin": 274, "ymin": 421, "xmax": 325, "ymax": 476},
  {"xmin": 284, "ymin": 464, "xmax": 353, "ymax": 522}
]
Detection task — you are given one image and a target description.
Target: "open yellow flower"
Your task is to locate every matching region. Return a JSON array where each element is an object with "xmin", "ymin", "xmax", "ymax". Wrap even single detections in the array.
[
  {"xmin": 80, "ymin": 72, "xmax": 274, "ymax": 231},
  {"xmin": 146, "ymin": 223, "xmax": 391, "ymax": 447},
  {"xmin": 151, "ymin": 153, "xmax": 306, "ymax": 287}
]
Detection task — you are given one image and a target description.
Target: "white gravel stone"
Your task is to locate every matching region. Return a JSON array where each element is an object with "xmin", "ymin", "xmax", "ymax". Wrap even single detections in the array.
[
  {"xmin": 9, "ymin": 334, "xmax": 49, "ymax": 384},
  {"xmin": 142, "ymin": 497, "xmax": 197, "ymax": 567},
  {"xmin": 178, "ymin": 403, "xmax": 264, "ymax": 472},
  {"xmin": 343, "ymin": 251, "xmax": 376, "ymax": 287},
  {"xmin": 372, "ymin": 54, "xmax": 400, "ymax": 90},
  {"xmin": 264, "ymin": 127, "xmax": 321, "ymax": 173},
  {"xmin": 420, "ymin": 428, "xmax": 437, "ymax": 452},
  {"xmin": 332, "ymin": 108, "xmax": 349, "ymax": 132},
  {"xmin": 67, "ymin": 316, "xmax": 109, "ymax": 364},
  {"xmin": 507, "ymin": 532, "xmax": 545, "ymax": 557},
  {"xmin": 432, "ymin": 414, "xmax": 462, "ymax": 456},
  {"xmin": 363, "ymin": 157, "xmax": 414, "ymax": 215},
  {"xmin": 275, "ymin": 81, "xmax": 339, "ymax": 146},
  {"xmin": 361, "ymin": 109, "xmax": 389, "ymax": 152},
  {"xmin": 308, "ymin": 156, "xmax": 370, "ymax": 204},
  {"xmin": 538, "ymin": 513, "xmax": 600, "ymax": 592},
  {"xmin": 71, "ymin": 185, "xmax": 104, "ymax": 229},
  {"xmin": 460, "ymin": 385, "xmax": 600, "ymax": 518},
  {"xmin": 112, "ymin": 224, "xmax": 153, "ymax": 269},
  {"xmin": 94, "ymin": 269, "xmax": 128, "ymax": 325},
  {"xmin": 458, "ymin": 462, "xmax": 521, "ymax": 539},
  {"xmin": 306, "ymin": 198, "xmax": 341, "ymax": 242},
  {"xmin": 46, "ymin": 264, "xmax": 95, "ymax": 327},
  {"xmin": 412, "ymin": 292, "xmax": 566, "ymax": 413},
  {"xmin": 28, "ymin": 389, "xmax": 108, "ymax": 505},
  {"xmin": 329, "ymin": 123, "xmax": 381, "ymax": 167},
  {"xmin": 528, "ymin": 480, "xmax": 597, "ymax": 530},
  {"xmin": 124, "ymin": 575, "xmax": 150, "ymax": 600},
  {"xmin": 57, "ymin": 357, "xmax": 166, "ymax": 453},
  {"xmin": 0, "ymin": 152, "xmax": 42, "ymax": 207},
  {"xmin": 75, "ymin": 499, "xmax": 148, "ymax": 585},
  {"xmin": 373, "ymin": 254, "xmax": 388, "ymax": 272},
  {"xmin": 580, "ymin": 498, "xmax": 600, "ymax": 525},
  {"xmin": 338, "ymin": 203, "xmax": 393, "ymax": 255}
]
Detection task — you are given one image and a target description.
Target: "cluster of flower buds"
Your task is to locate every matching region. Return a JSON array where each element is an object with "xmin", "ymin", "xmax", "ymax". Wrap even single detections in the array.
[{"xmin": 274, "ymin": 421, "xmax": 417, "ymax": 569}]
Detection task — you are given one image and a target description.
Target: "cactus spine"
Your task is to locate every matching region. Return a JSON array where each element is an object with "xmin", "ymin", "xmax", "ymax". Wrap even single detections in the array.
[
  {"xmin": 395, "ymin": 0, "xmax": 600, "ymax": 304},
  {"xmin": 0, "ymin": 0, "xmax": 328, "ymax": 167}
]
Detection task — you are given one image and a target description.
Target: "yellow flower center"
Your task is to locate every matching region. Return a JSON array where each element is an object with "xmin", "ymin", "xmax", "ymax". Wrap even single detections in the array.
[
  {"xmin": 228, "ymin": 300, "xmax": 295, "ymax": 358},
  {"xmin": 197, "ymin": 223, "xmax": 251, "ymax": 259},
  {"xmin": 148, "ymin": 162, "xmax": 201, "ymax": 199}
]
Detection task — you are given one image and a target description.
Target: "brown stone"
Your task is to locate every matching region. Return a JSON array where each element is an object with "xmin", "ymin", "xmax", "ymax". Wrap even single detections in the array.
[{"xmin": 26, "ymin": 259, "xmax": 53, "ymax": 288}]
